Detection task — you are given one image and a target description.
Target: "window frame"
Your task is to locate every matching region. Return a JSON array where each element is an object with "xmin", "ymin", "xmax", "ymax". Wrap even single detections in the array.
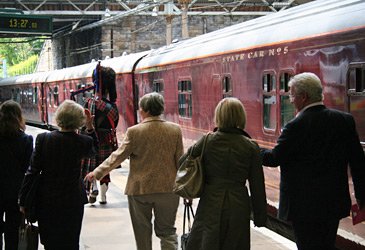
[
  {"xmin": 262, "ymin": 71, "xmax": 277, "ymax": 133},
  {"xmin": 177, "ymin": 79, "xmax": 193, "ymax": 119}
]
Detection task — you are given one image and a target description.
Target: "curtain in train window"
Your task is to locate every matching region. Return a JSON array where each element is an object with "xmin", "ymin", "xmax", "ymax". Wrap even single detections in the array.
[
  {"xmin": 222, "ymin": 75, "xmax": 232, "ymax": 98},
  {"xmin": 347, "ymin": 66, "xmax": 365, "ymax": 143},
  {"xmin": 279, "ymin": 72, "xmax": 295, "ymax": 129},
  {"xmin": 178, "ymin": 80, "xmax": 192, "ymax": 118},
  {"xmin": 262, "ymin": 73, "xmax": 276, "ymax": 130}
]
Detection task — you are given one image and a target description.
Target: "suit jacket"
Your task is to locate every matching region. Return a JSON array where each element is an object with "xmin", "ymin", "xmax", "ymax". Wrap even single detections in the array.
[
  {"xmin": 261, "ymin": 105, "xmax": 365, "ymax": 221},
  {"xmin": 19, "ymin": 131, "xmax": 98, "ymax": 208},
  {"xmin": 94, "ymin": 116, "xmax": 184, "ymax": 195}
]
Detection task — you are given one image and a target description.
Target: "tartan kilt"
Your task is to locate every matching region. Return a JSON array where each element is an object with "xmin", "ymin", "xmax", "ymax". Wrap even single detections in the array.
[{"xmin": 82, "ymin": 131, "xmax": 118, "ymax": 184}]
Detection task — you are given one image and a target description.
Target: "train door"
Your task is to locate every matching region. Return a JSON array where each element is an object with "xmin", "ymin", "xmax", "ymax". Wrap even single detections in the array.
[{"xmin": 346, "ymin": 63, "xmax": 365, "ymax": 147}]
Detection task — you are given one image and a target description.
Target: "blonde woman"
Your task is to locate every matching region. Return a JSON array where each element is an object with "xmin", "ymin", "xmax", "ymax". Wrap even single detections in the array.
[{"xmin": 182, "ymin": 98, "xmax": 267, "ymax": 250}]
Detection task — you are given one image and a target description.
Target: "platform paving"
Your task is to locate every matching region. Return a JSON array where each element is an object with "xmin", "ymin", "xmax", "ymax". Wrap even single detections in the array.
[{"xmin": 24, "ymin": 126, "xmax": 296, "ymax": 250}]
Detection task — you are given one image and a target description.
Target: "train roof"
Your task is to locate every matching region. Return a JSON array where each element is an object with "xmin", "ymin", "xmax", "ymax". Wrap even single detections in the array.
[
  {"xmin": 0, "ymin": 71, "xmax": 51, "ymax": 86},
  {"xmin": 135, "ymin": 0, "xmax": 365, "ymax": 71},
  {"xmin": 100, "ymin": 51, "xmax": 150, "ymax": 74},
  {"xmin": 0, "ymin": 51, "xmax": 149, "ymax": 86}
]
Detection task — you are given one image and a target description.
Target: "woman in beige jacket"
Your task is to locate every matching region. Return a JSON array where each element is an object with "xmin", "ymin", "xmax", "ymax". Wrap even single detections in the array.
[{"xmin": 86, "ymin": 92, "xmax": 184, "ymax": 250}]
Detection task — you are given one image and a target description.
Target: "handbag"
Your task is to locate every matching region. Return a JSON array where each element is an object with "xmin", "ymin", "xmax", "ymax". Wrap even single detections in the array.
[
  {"xmin": 181, "ymin": 200, "xmax": 195, "ymax": 250},
  {"xmin": 18, "ymin": 215, "xmax": 39, "ymax": 250},
  {"xmin": 173, "ymin": 133, "xmax": 210, "ymax": 199}
]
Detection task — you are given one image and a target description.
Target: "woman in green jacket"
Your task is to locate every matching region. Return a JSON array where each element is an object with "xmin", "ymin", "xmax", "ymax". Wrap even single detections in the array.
[{"xmin": 183, "ymin": 97, "xmax": 267, "ymax": 250}]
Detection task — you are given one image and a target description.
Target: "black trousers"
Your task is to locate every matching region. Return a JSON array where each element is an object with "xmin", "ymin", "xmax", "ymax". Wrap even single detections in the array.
[
  {"xmin": 292, "ymin": 218, "xmax": 339, "ymax": 250},
  {"xmin": 39, "ymin": 204, "xmax": 84, "ymax": 250},
  {"xmin": 0, "ymin": 197, "xmax": 21, "ymax": 250}
]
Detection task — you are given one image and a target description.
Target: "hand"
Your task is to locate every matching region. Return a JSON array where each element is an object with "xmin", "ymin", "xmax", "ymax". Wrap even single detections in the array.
[
  {"xmin": 19, "ymin": 206, "xmax": 25, "ymax": 214},
  {"xmin": 84, "ymin": 172, "xmax": 96, "ymax": 182},
  {"xmin": 84, "ymin": 109, "xmax": 94, "ymax": 130}
]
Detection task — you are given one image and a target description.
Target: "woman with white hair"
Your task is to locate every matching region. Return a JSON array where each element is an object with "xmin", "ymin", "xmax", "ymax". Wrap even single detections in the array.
[
  {"xmin": 85, "ymin": 92, "xmax": 184, "ymax": 250},
  {"xmin": 19, "ymin": 100, "xmax": 98, "ymax": 250}
]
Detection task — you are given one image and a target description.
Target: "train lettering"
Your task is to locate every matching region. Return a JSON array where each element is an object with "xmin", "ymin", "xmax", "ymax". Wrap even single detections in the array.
[{"xmin": 222, "ymin": 46, "xmax": 289, "ymax": 63}]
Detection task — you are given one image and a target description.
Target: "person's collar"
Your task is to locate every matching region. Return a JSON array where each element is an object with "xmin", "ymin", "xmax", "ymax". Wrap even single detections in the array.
[
  {"xmin": 216, "ymin": 127, "xmax": 252, "ymax": 138},
  {"xmin": 297, "ymin": 101, "xmax": 324, "ymax": 117},
  {"xmin": 142, "ymin": 116, "xmax": 164, "ymax": 123}
]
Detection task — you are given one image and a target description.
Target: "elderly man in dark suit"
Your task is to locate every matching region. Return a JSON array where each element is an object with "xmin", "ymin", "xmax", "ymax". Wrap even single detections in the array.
[{"xmin": 261, "ymin": 72, "xmax": 365, "ymax": 250}]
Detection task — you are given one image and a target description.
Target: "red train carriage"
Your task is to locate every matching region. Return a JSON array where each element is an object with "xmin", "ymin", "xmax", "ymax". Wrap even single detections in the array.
[
  {"xmin": 0, "ymin": 0, "xmax": 364, "ymax": 248},
  {"xmin": 134, "ymin": 0, "xmax": 365, "ymax": 248},
  {"xmin": 0, "ymin": 51, "xmax": 149, "ymax": 136}
]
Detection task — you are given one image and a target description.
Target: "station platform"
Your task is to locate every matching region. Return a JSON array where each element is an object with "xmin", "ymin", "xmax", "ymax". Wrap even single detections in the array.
[
  {"xmin": 77, "ymin": 166, "xmax": 296, "ymax": 250},
  {"xmin": 25, "ymin": 126, "xmax": 296, "ymax": 250}
]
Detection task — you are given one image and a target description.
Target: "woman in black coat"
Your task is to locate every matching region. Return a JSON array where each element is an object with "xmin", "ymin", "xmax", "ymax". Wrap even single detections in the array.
[
  {"xmin": 19, "ymin": 100, "xmax": 98, "ymax": 250},
  {"xmin": 0, "ymin": 100, "xmax": 33, "ymax": 250}
]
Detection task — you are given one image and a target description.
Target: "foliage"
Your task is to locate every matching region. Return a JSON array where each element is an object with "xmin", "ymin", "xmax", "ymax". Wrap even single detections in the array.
[
  {"xmin": 0, "ymin": 37, "xmax": 44, "ymax": 77},
  {"xmin": 7, "ymin": 55, "xmax": 39, "ymax": 77},
  {"xmin": 0, "ymin": 38, "xmax": 43, "ymax": 66}
]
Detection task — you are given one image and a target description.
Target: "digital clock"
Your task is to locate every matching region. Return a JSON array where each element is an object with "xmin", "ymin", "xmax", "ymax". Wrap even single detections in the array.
[{"xmin": 0, "ymin": 14, "xmax": 52, "ymax": 35}]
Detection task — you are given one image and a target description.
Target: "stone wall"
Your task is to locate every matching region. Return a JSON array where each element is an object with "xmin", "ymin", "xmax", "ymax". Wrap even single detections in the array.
[{"xmin": 47, "ymin": 15, "xmax": 257, "ymax": 69}]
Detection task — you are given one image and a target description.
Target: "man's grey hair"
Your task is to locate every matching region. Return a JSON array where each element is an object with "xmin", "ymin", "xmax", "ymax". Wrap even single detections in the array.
[
  {"xmin": 289, "ymin": 72, "xmax": 323, "ymax": 103},
  {"xmin": 139, "ymin": 92, "xmax": 164, "ymax": 116}
]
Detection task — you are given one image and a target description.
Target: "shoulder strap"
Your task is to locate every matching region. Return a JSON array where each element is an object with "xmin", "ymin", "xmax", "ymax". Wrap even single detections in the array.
[{"xmin": 199, "ymin": 132, "xmax": 211, "ymax": 158}]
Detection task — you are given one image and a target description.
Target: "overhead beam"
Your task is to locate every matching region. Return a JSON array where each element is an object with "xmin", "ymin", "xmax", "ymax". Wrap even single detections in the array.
[
  {"xmin": 73, "ymin": 0, "xmax": 174, "ymax": 33},
  {"xmin": 24, "ymin": 10, "xmax": 271, "ymax": 17}
]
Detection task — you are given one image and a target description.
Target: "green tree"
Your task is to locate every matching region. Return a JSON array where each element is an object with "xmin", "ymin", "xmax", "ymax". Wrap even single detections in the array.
[{"xmin": 0, "ymin": 37, "xmax": 44, "ymax": 66}]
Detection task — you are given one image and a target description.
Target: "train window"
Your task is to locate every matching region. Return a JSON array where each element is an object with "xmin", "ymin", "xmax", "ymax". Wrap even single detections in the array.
[
  {"xmin": 26, "ymin": 87, "xmax": 32, "ymax": 105},
  {"xmin": 33, "ymin": 86, "xmax": 38, "ymax": 104},
  {"xmin": 280, "ymin": 73, "xmax": 291, "ymax": 92},
  {"xmin": 153, "ymin": 81, "xmax": 164, "ymax": 93},
  {"xmin": 355, "ymin": 68, "xmax": 365, "ymax": 92},
  {"xmin": 178, "ymin": 80, "xmax": 192, "ymax": 118},
  {"xmin": 348, "ymin": 67, "xmax": 365, "ymax": 92},
  {"xmin": 347, "ymin": 65, "xmax": 365, "ymax": 143},
  {"xmin": 263, "ymin": 73, "xmax": 276, "ymax": 92},
  {"xmin": 16, "ymin": 88, "xmax": 20, "ymax": 103},
  {"xmin": 279, "ymin": 72, "xmax": 295, "ymax": 129},
  {"xmin": 222, "ymin": 75, "xmax": 232, "ymax": 98},
  {"xmin": 262, "ymin": 73, "xmax": 276, "ymax": 130},
  {"xmin": 54, "ymin": 85, "xmax": 59, "ymax": 107},
  {"xmin": 48, "ymin": 86, "xmax": 53, "ymax": 107}
]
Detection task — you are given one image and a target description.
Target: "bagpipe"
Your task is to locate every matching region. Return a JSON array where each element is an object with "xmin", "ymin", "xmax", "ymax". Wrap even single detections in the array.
[{"xmin": 70, "ymin": 61, "xmax": 103, "ymax": 101}]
